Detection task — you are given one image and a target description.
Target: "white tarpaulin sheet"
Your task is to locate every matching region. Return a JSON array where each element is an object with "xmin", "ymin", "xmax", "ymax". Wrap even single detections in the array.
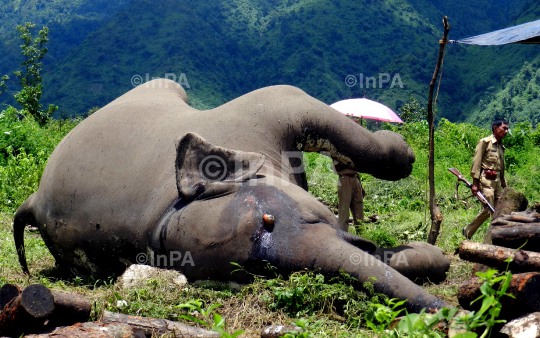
[{"xmin": 451, "ymin": 19, "xmax": 540, "ymax": 46}]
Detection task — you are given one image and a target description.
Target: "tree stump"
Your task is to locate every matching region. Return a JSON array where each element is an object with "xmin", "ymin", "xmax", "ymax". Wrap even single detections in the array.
[
  {"xmin": 491, "ymin": 188, "xmax": 529, "ymax": 221},
  {"xmin": 0, "ymin": 284, "xmax": 92, "ymax": 335}
]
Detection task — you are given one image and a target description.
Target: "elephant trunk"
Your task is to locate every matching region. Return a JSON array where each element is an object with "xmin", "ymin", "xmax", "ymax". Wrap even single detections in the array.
[
  {"xmin": 282, "ymin": 227, "xmax": 451, "ymax": 313},
  {"xmin": 293, "ymin": 100, "xmax": 415, "ymax": 181},
  {"xmin": 242, "ymin": 85, "xmax": 414, "ymax": 181}
]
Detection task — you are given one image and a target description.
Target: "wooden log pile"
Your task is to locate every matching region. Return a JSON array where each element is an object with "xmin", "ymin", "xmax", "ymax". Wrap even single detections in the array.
[
  {"xmin": 0, "ymin": 284, "xmax": 220, "ymax": 338},
  {"xmin": 457, "ymin": 190, "xmax": 540, "ymax": 336},
  {"xmin": 0, "ymin": 284, "xmax": 92, "ymax": 337},
  {"xmin": 490, "ymin": 214, "xmax": 540, "ymax": 251}
]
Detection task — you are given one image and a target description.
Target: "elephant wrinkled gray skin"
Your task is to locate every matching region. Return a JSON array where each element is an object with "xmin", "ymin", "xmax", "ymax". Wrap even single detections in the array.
[{"xmin": 15, "ymin": 79, "xmax": 450, "ymax": 313}]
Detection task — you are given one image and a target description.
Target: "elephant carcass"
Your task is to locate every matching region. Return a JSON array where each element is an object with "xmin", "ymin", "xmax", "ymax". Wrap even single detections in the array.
[{"xmin": 14, "ymin": 79, "xmax": 450, "ymax": 312}]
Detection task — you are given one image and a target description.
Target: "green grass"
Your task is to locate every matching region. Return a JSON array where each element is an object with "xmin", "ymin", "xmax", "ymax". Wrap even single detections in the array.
[
  {"xmin": 1, "ymin": 118, "xmax": 539, "ymax": 336},
  {"xmin": 0, "ymin": 211, "xmax": 381, "ymax": 336}
]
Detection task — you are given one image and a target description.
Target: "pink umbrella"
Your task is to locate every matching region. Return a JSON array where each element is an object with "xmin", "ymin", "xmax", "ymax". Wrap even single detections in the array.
[{"xmin": 330, "ymin": 98, "xmax": 403, "ymax": 123}]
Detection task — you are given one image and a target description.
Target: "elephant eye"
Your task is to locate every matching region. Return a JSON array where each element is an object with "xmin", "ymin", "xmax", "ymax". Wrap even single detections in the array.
[{"xmin": 263, "ymin": 214, "xmax": 275, "ymax": 231}]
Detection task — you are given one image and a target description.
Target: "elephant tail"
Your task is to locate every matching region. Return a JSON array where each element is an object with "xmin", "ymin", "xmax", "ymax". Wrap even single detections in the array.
[{"xmin": 13, "ymin": 194, "xmax": 37, "ymax": 275}]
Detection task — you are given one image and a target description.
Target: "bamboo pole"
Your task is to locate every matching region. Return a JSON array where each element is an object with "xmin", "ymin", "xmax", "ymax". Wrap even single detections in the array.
[{"xmin": 427, "ymin": 17, "xmax": 450, "ymax": 245}]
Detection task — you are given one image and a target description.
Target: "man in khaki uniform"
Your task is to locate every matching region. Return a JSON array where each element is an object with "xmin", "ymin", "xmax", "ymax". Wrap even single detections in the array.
[
  {"xmin": 463, "ymin": 119, "xmax": 509, "ymax": 239},
  {"xmin": 334, "ymin": 160, "xmax": 365, "ymax": 231}
]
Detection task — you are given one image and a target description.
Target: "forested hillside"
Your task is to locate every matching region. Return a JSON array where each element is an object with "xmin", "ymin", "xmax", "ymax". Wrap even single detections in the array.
[
  {"xmin": 1, "ymin": 0, "xmax": 539, "ymax": 124},
  {"xmin": 38, "ymin": 0, "xmax": 442, "ymax": 113},
  {"xmin": 0, "ymin": 0, "xmax": 129, "ymax": 108},
  {"xmin": 460, "ymin": 0, "xmax": 540, "ymax": 127}
]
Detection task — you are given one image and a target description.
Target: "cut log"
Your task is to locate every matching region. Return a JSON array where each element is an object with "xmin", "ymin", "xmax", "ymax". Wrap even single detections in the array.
[
  {"xmin": 490, "ymin": 220, "xmax": 537, "ymax": 227},
  {"xmin": 101, "ymin": 310, "xmax": 221, "ymax": 337},
  {"xmin": 500, "ymin": 312, "xmax": 540, "ymax": 338},
  {"xmin": 495, "ymin": 214, "xmax": 540, "ymax": 224},
  {"xmin": 23, "ymin": 322, "xmax": 137, "ymax": 338},
  {"xmin": 47, "ymin": 290, "xmax": 92, "ymax": 327},
  {"xmin": 459, "ymin": 240, "xmax": 540, "ymax": 273},
  {"xmin": 458, "ymin": 272, "xmax": 540, "ymax": 320},
  {"xmin": 0, "ymin": 284, "xmax": 55, "ymax": 337},
  {"xmin": 491, "ymin": 223, "xmax": 540, "ymax": 252},
  {"xmin": 0, "ymin": 284, "xmax": 92, "ymax": 328},
  {"xmin": 0, "ymin": 284, "xmax": 22, "ymax": 313}
]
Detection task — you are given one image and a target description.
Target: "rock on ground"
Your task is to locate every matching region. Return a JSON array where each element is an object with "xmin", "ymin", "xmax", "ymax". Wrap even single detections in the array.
[{"xmin": 118, "ymin": 264, "xmax": 187, "ymax": 290}]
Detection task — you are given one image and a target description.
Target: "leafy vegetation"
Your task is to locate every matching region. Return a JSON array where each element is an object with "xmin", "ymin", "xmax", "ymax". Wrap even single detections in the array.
[
  {"xmin": 365, "ymin": 298, "xmax": 406, "ymax": 334},
  {"xmin": 266, "ymin": 271, "xmax": 379, "ymax": 327},
  {"xmin": 0, "ymin": 22, "xmax": 79, "ymax": 213},
  {"xmin": 0, "ymin": 107, "xmax": 78, "ymax": 213},
  {"xmin": 2, "ymin": 105, "xmax": 537, "ymax": 335},
  {"xmin": 3, "ymin": 22, "xmax": 58, "ymax": 125},
  {"xmin": 400, "ymin": 95, "xmax": 428, "ymax": 124},
  {"xmin": 454, "ymin": 269, "xmax": 514, "ymax": 338},
  {"xmin": 176, "ymin": 299, "xmax": 245, "ymax": 338}
]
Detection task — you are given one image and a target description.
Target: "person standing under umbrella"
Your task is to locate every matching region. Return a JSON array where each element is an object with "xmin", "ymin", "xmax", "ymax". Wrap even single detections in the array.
[
  {"xmin": 329, "ymin": 98, "xmax": 401, "ymax": 231},
  {"xmin": 333, "ymin": 160, "xmax": 365, "ymax": 231}
]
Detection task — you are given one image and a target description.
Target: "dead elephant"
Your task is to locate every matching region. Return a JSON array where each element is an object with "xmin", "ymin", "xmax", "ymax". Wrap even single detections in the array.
[{"xmin": 15, "ymin": 79, "xmax": 450, "ymax": 312}]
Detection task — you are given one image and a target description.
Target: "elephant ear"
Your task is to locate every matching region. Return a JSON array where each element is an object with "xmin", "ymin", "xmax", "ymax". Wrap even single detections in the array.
[{"xmin": 175, "ymin": 133, "xmax": 265, "ymax": 201}]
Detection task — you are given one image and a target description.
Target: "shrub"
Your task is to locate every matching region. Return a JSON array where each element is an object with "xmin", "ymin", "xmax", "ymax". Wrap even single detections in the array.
[
  {"xmin": 266, "ymin": 271, "xmax": 377, "ymax": 327},
  {"xmin": 0, "ymin": 147, "xmax": 47, "ymax": 212},
  {"xmin": 0, "ymin": 107, "xmax": 79, "ymax": 212}
]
